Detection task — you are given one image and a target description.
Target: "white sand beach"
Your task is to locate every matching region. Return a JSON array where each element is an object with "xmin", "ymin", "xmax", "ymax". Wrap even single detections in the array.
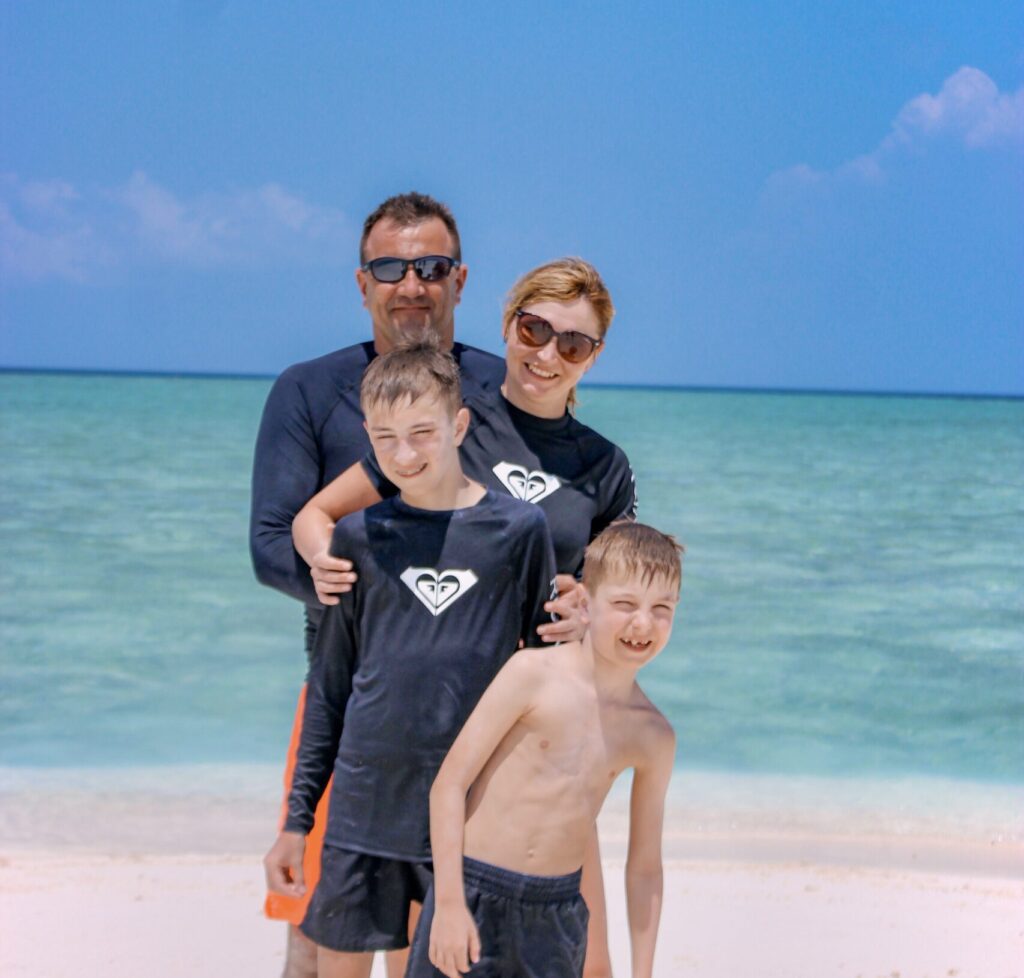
[{"xmin": 1, "ymin": 767, "xmax": 1021, "ymax": 977}]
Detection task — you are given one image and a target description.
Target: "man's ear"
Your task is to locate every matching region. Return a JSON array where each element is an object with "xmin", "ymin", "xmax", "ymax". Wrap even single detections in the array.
[
  {"xmin": 355, "ymin": 267, "xmax": 370, "ymax": 307},
  {"xmin": 453, "ymin": 262, "xmax": 468, "ymax": 304}
]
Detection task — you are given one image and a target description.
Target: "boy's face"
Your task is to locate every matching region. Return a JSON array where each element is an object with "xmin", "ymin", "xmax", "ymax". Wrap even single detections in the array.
[
  {"xmin": 364, "ymin": 393, "xmax": 469, "ymax": 500},
  {"xmin": 583, "ymin": 572, "xmax": 678, "ymax": 669}
]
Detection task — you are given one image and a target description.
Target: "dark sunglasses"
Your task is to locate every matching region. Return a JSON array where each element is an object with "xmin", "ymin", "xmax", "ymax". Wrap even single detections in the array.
[
  {"xmin": 514, "ymin": 310, "xmax": 603, "ymax": 364},
  {"xmin": 361, "ymin": 255, "xmax": 461, "ymax": 284}
]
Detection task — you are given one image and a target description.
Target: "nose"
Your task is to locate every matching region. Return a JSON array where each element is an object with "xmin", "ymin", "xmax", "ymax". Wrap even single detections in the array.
[
  {"xmin": 394, "ymin": 438, "xmax": 419, "ymax": 466},
  {"xmin": 535, "ymin": 334, "xmax": 560, "ymax": 361},
  {"xmin": 395, "ymin": 263, "xmax": 425, "ymax": 296},
  {"xmin": 629, "ymin": 607, "xmax": 652, "ymax": 632}
]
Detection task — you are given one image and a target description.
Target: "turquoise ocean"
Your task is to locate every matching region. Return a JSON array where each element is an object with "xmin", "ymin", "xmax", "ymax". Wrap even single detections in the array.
[{"xmin": 2, "ymin": 371, "xmax": 1022, "ymax": 833}]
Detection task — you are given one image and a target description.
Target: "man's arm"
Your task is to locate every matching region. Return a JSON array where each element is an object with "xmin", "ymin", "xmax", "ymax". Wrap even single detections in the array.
[
  {"xmin": 293, "ymin": 462, "xmax": 382, "ymax": 605},
  {"xmin": 250, "ymin": 370, "xmax": 322, "ymax": 605},
  {"xmin": 624, "ymin": 718, "xmax": 675, "ymax": 978},
  {"xmin": 427, "ymin": 655, "xmax": 540, "ymax": 978}
]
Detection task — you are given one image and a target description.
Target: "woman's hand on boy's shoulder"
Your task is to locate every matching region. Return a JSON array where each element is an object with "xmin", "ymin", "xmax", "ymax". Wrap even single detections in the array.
[{"xmin": 537, "ymin": 574, "xmax": 586, "ymax": 643}]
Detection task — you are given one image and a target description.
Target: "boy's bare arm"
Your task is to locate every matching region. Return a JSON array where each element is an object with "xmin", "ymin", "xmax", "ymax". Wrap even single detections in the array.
[
  {"xmin": 428, "ymin": 653, "xmax": 542, "ymax": 978},
  {"xmin": 624, "ymin": 718, "xmax": 676, "ymax": 978},
  {"xmin": 291, "ymin": 461, "xmax": 381, "ymax": 604}
]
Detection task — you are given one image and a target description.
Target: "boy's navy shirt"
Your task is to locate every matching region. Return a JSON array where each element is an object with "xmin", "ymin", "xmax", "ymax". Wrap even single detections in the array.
[
  {"xmin": 363, "ymin": 390, "xmax": 636, "ymax": 577},
  {"xmin": 249, "ymin": 340, "xmax": 504, "ymax": 651},
  {"xmin": 284, "ymin": 489, "xmax": 556, "ymax": 861}
]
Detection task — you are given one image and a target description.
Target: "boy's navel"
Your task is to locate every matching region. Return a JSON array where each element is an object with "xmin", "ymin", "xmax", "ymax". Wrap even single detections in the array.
[{"xmin": 539, "ymin": 739, "xmax": 550, "ymax": 749}]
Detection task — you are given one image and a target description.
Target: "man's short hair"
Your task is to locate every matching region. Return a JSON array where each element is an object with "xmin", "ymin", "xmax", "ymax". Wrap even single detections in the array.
[
  {"xmin": 583, "ymin": 521, "xmax": 684, "ymax": 595},
  {"xmin": 360, "ymin": 339, "xmax": 463, "ymax": 418},
  {"xmin": 360, "ymin": 192, "xmax": 462, "ymax": 263}
]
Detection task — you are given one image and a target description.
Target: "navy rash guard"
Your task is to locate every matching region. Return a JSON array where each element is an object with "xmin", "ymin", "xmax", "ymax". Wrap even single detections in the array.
[
  {"xmin": 284, "ymin": 491, "xmax": 556, "ymax": 861},
  {"xmin": 364, "ymin": 390, "xmax": 637, "ymax": 577},
  {"xmin": 249, "ymin": 340, "xmax": 504, "ymax": 652}
]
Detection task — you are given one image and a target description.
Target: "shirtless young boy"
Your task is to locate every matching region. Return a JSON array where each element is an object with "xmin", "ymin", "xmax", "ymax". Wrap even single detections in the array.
[{"xmin": 407, "ymin": 521, "xmax": 682, "ymax": 978}]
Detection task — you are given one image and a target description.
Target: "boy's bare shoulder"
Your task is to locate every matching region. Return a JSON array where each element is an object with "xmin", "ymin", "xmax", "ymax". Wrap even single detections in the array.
[
  {"xmin": 501, "ymin": 642, "xmax": 583, "ymax": 689},
  {"xmin": 625, "ymin": 684, "xmax": 676, "ymax": 759}
]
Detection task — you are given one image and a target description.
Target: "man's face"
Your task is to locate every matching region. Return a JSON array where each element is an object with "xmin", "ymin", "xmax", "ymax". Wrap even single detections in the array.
[{"xmin": 356, "ymin": 217, "xmax": 467, "ymax": 353}]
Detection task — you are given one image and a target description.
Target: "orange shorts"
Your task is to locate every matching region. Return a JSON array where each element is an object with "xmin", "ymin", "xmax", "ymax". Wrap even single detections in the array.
[{"xmin": 264, "ymin": 683, "xmax": 332, "ymax": 925}]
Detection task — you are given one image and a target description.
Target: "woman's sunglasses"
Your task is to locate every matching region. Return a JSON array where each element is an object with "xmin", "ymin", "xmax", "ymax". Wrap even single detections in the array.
[
  {"xmin": 514, "ymin": 310, "xmax": 603, "ymax": 364},
  {"xmin": 361, "ymin": 255, "xmax": 461, "ymax": 284}
]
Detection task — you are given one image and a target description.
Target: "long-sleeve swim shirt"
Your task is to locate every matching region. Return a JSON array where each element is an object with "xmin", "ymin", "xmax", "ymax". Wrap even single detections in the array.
[
  {"xmin": 249, "ymin": 339, "xmax": 504, "ymax": 652},
  {"xmin": 363, "ymin": 390, "xmax": 637, "ymax": 577},
  {"xmin": 284, "ymin": 489, "xmax": 556, "ymax": 861}
]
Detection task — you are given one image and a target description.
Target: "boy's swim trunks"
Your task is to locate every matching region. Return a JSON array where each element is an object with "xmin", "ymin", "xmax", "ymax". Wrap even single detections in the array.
[
  {"xmin": 300, "ymin": 845, "xmax": 433, "ymax": 952},
  {"xmin": 406, "ymin": 856, "xmax": 588, "ymax": 977}
]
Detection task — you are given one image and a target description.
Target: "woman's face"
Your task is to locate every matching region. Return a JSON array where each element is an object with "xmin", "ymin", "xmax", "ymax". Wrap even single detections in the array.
[{"xmin": 502, "ymin": 297, "xmax": 603, "ymax": 418}]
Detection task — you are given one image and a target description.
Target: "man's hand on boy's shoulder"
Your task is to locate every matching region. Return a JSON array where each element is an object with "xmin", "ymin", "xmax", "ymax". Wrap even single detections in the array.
[
  {"xmin": 309, "ymin": 549, "xmax": 357, "ymax": 605},
  {"xmin": 263, "ymin": 831, "xmax": 307, "ymax": 897},
  {"xmin": 429, "ymin": 897, "xmax": 482, "ymax": 978},
  {"xmin": 537, "ymin": 573, "xmax": 586, "ymax": 643}
]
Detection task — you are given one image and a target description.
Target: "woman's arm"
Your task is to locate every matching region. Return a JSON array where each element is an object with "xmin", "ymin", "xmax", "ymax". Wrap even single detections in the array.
[{"xmin": 292, "ymin": 461, "xmax": 382, "ymax": 604}]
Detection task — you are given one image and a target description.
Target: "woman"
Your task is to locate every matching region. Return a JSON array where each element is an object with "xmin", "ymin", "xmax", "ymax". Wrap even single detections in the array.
[{"xmin": 291, "ymin": 257, "xmax": 634, "ymax": 976}]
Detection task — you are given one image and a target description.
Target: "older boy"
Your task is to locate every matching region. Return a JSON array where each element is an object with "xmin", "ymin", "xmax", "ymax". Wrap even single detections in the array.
[
  {"xmin": 410, "ymin": 521, "xmax": 682, "ymax": 978},
  {"xmin": 263, "ymin": 343, "xmax": 556, "ymax": 978}
]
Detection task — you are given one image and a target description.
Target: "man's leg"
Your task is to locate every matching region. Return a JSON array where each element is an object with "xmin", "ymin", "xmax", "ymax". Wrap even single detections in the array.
[
  {"xmin": 268, "ymin": 685, "xmax": 332, "ymax": 977},
  {"xmin": 317, "ymin": 948, "xmax": 374, "ymax": 978},
  {"xmin": 282, "ymin": 925, "xmax": 318, "ymax": 978}
]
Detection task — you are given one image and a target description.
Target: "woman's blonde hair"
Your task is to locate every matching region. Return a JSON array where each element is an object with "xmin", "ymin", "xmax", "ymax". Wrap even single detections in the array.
[{"xmin": 502, "ymin": 258, "xmax": 614, "ymax": 411}]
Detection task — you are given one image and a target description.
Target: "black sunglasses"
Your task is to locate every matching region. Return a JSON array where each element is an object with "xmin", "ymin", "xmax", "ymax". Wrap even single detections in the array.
[
  {"xmin": 361, "ymin": 255, "xmax": 461, "ymax": 284},
  {"xmin": 514, "ymin": 310, "xmax": 603, "ymax": 364}
]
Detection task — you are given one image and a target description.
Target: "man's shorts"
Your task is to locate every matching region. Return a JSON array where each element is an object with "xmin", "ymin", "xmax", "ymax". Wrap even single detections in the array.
[
  {"xmin": 300, "ymin": 845, "xmax": 433, "ymax": 953},
  {"xmin": 405, "ymin": 856, "xmax": 588, "ymax": 978},
  {"xmin": 264, "ymin": 683, "xmax": 332, "ymax": 926}
]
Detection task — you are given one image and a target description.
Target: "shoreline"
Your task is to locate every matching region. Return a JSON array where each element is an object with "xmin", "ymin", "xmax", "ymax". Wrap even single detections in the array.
[
  {"xmin": 2, "ymin": 764, "xmax": 1020, "ymax": 876},
  {"xmin": 2, "ymin": 765, "xmax": 1021, "ymax": 976}
]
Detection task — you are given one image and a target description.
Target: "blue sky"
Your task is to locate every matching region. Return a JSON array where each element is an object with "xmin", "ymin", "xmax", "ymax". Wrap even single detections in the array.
[{"xmin": 2, "ymin": 2, "xmax": 1022, "ymax": 394}]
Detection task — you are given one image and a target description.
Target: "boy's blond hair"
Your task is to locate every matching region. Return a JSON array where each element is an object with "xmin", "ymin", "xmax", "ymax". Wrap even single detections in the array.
[
  {"xmin": 359, "ymin": 339, "xmax": 462, "ymax": 418},
  {"xmin": 583, "ymin": 521, "xmax": 684, "ymax": 595}
]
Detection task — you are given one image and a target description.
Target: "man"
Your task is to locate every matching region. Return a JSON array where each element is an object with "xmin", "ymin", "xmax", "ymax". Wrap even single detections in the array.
[{"xmin": 251, "ymin": 192, "xmax": 506, "ymax": 978}]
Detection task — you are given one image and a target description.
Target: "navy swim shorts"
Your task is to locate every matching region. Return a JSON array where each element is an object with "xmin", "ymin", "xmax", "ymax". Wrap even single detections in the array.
[
  {"xmin": 406, "ymin": 856, "xmax": 588, "ymax": 977},
  {"xmin": 300, "ymin": 845, "xmax": 433, "ymax": 952}
]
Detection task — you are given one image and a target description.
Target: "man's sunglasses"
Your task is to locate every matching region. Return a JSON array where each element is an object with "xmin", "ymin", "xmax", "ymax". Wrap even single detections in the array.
[
  {"xmin": 361, "ymin": 255, "xmax": 461, "ymax": 284},
  {"xmin": 514, "ymin": 310, "xmax": 603, "ymax": 364}
]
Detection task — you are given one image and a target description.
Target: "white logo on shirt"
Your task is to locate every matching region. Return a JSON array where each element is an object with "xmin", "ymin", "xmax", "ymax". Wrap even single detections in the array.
[
  {"xmin": 492, "ymin": 462, "xmax": 561, "ymax": 504},
  {"xmin": 400, "ymin": 567, "xmax": 479, "ymax": 616}
]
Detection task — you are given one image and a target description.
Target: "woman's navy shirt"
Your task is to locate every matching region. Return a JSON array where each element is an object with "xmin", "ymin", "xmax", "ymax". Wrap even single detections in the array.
[{"xmin": 364, "ymin": 390, "xmax": 637, "ymax": 577}]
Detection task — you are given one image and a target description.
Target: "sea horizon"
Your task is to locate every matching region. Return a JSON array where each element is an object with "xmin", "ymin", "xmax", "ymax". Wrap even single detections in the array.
[{"xmin": 2, "ymin": 364, "xmax": 1021, "ymax": 402}]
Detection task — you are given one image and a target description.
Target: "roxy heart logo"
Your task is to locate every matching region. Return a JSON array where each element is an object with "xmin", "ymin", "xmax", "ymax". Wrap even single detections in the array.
[
  {"xmin": 400, "ymin": 567, "xmax": 479, "ymax": 617},
  {"xmin": 492, "ymin": 461, "xmax": 561, "ymax": 504}
]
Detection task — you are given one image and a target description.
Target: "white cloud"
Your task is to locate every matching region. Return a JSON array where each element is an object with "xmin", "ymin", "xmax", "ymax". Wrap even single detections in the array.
[
  {"xmin": 0, "ymin": 171, "xmax": 355, "ymax": 284},
  {"xmin": 769, "ymin": 66, "xmax": 1023, "ymax": 190}
]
